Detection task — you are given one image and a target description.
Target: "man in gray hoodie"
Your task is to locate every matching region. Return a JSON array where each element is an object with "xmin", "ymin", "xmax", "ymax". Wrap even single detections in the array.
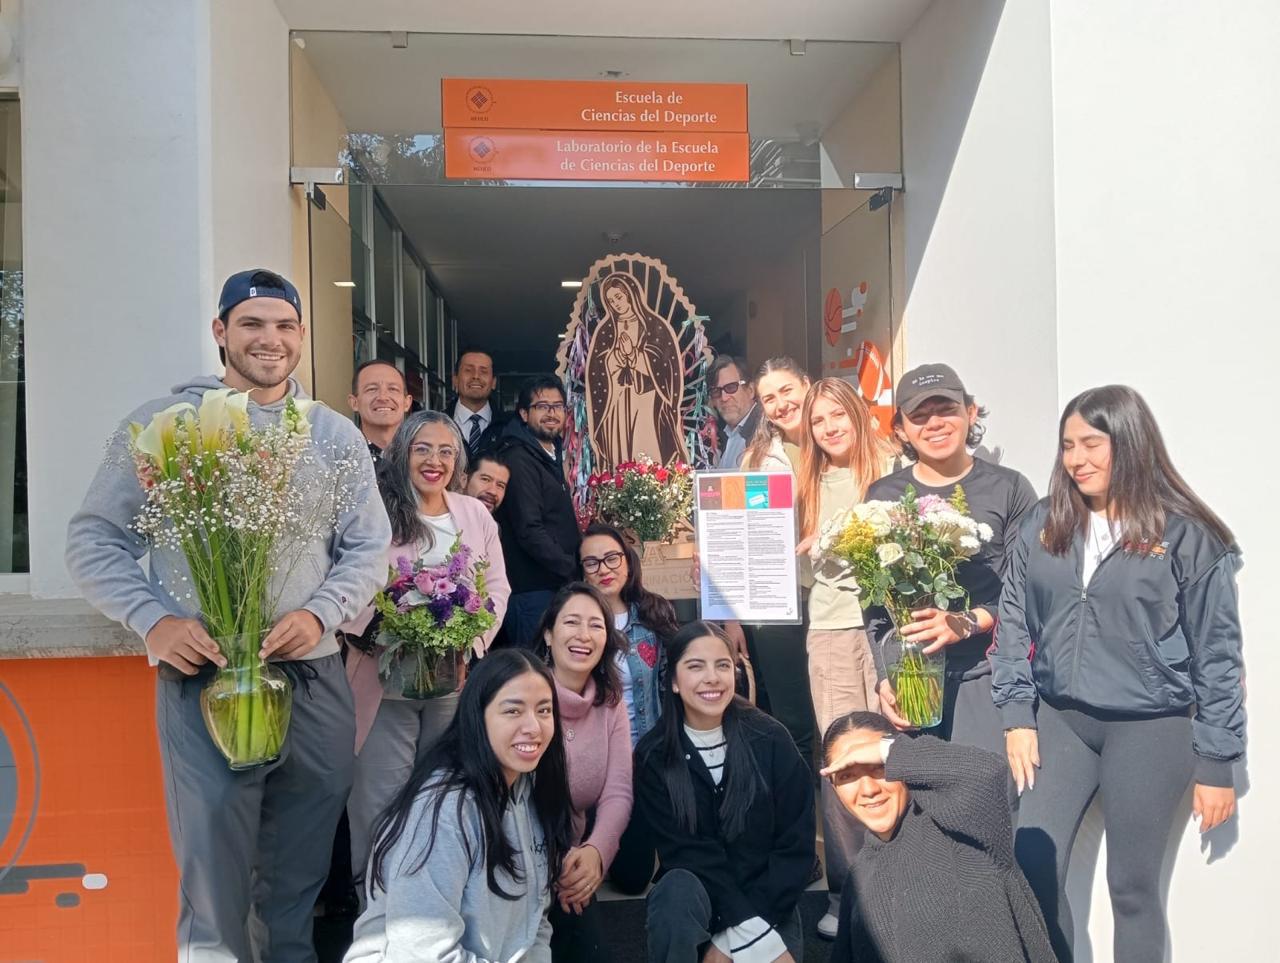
[{"xmin": 66, "ymin": 269, "xmax": 392, "ymax": 963}]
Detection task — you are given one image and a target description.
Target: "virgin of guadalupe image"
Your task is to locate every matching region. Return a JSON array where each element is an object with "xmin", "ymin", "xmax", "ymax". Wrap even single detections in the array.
[{"xmin": 586, "ymin": 272, "xmax": 688, "ymax": 471}]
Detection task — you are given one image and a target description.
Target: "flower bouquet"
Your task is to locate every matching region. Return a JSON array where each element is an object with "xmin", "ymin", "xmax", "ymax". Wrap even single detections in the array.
[
  {"xmin": 374, "ymin": 537, "xmax": 497, "ymax": 699},
  {"xmin": 588, "ymin": 455, "xmax": 694, "ymax": 543},
  {"xmin": 818, "ymin": 486, "xmax": 991, "ymax": 728},
  {"xmin": 129, "ymin": 388, "xmax": 334, "ymax": 770}
]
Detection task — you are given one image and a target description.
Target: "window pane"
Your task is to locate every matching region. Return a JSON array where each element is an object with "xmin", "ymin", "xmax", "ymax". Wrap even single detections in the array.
[
  {"xmin": 402, "ymin": 245, "xmax": 421, "ymax": 355},
  {"xmin": 0, "ymin": 98, "xmax": 23, "ymax": 572},
  {"xmin": 372, "ymin": 204, "xmax": 396, "ymax": 360}
]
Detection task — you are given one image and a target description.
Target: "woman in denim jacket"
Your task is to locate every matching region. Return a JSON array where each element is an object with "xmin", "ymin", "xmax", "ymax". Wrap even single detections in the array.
[{"xmin": 578, "ymin": 522, "xmax": 679, "ymax": 746}]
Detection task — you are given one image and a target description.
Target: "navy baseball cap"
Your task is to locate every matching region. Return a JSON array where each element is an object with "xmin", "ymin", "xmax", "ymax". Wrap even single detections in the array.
[{"xmin": 217, "ymin": 269, "xmax": 302, "ymax": 320}]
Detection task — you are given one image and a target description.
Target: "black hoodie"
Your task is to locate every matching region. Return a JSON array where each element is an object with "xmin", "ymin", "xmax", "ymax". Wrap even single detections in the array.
[
  {"xmin": 493, "ymin": 418, "xmax": 580, "ymax": 594},
  {"xmin": 992, "ymin": 499, "xmax": 1245, "ymax": 786}
]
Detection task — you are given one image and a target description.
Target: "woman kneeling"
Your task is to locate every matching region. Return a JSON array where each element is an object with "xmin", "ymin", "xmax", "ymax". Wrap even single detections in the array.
[
  {"xmin": 636, "ymin": 621, "xmax": 814, "ymax": 963},
  {"xmin": 344, "ymin": 649, "xmax": 573, "ymax": 963},
  {"xmin": 820, "ymin": 712, "xmax": 1055, "ymax": 963}
]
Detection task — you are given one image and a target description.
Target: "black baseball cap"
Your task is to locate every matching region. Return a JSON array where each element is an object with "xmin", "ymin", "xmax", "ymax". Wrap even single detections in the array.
[
  {"xmin": 217, "ymin": 269, "xmax": 302, "ymax": 321},
  {"xmin": 895, "ymin": 363, "xmax": 968, "ymax": 416}
]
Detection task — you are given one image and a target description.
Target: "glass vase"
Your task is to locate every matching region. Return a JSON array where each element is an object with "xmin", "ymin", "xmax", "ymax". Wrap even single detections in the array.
[
  {"xmin": 883, "ymin": 630, "xmax": 946, "ymax": 729},
  {"xmin": 199, "ymin": 633, "xmax": 293, "ymax": 771},
  {"xmin": 385, "ymin": 647, "xmax": 462, "ymax": 700}
]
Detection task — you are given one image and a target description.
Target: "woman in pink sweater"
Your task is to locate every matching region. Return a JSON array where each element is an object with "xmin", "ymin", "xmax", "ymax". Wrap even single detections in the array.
[
  {"xmin": 340, "ymin": 411, "xmax": 510, "ymax": 889},
  {"xmin": 536, "ymin": 581, "xmax": 634, "ymax": 963}
]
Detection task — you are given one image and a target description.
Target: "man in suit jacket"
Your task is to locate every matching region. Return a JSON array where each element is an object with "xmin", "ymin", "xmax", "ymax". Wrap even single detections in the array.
[{"xmin": 448, "ymin": 348, "xmax": 507, "ymax": 459}]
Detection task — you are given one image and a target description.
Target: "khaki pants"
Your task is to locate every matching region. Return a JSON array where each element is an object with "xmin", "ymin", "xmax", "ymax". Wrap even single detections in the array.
[
  {"xmin": 806, "ymin": 626, "xmax": 879, "ymax": 902},
  {"xmin": 806, "ymin": 627, "xmax": 879, "ymax": 737}
]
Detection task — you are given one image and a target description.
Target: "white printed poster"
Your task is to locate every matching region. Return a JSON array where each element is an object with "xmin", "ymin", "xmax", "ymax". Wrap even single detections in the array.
[{"xmin": 695, "ymin": 470, "xmax": 801, "ymax": 624}]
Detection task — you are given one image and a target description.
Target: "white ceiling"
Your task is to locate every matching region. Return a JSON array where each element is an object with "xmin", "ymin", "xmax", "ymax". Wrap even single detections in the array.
[
  {"xmin": 274, "ymin": 0, "xmax": 934, "ymax": 43},
  {"xmin": 378, "ymin": 185, "xmax": 822, "ymax": 367},
  {"xmin": 298, "ymin": 32, "xmax": 897, "ymax": 141}
]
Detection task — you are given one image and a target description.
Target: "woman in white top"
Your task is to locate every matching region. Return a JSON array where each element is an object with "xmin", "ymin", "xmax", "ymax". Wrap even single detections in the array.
[{"xmin": 342, "ymin": 410, "xmax": 510, "ymax": 886}]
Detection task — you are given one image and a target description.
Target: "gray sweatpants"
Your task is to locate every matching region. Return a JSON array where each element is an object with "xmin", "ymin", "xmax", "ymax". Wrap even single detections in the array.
[
  {"xmin": 347, "ymin": 692, "xmax": 459, "ymax": 887},
  {"xmin": 1014, "ymin": 698, "xmax": 1194, "ymax": 963},
  {"xmin": 155, "ymin": 653, "xmax": 355, "ymax": 963}
]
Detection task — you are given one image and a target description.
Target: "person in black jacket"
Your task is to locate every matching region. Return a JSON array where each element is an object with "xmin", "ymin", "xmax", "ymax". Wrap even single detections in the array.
[
  {"xmin": 993, "ymin": 384, "xmax": 1245, "ymax": 963},
  {"xmin": 494, "ymin": 374, "xmax": 581, "ymax": 649},
  {"xmin": 820, "ymin": 711, "xmax": 1055, "ymax": 963},
  {"xmin": 636, "ymin": 621, "xmax": 814, "ymax": 963}
]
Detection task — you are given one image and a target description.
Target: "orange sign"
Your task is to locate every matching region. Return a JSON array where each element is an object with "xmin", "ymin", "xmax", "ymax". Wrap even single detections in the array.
[
  {"xmin": 442, "ymin": 78, "xmax": 748, "ymax": 133},
  {"xmin": 444, "ymin": 128, "xmax": 749, "ymax": 182}
]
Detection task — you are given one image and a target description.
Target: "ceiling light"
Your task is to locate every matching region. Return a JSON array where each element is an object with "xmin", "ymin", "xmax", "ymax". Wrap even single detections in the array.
[
  {"xmin": 333, "ymin": 280, "xmax": 356, "ymax": 288},
  {"xmin": 561, "ymin": 280, "xmax": 583, "ymax": 289}
]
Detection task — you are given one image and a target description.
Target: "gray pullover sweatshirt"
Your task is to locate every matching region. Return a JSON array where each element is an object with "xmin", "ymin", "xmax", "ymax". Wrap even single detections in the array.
[
  {"xmin": 65, "ymin": 375, "xmax": 392, "ymax": 661},
  {"xmin": 345, "ymin": 776, "xmax": 552, "ymax": 963}
]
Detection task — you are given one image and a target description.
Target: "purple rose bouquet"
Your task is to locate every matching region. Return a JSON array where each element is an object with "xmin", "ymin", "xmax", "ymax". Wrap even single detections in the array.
[{"xmin": 373, "ymin": 536, "xmax": 497, "ymax": 699}]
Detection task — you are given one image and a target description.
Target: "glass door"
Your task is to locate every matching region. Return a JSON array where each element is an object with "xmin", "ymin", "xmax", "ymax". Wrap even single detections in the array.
[{"xmin": 818, "ymin": 188, "xmax": 900, "ymax": 440}]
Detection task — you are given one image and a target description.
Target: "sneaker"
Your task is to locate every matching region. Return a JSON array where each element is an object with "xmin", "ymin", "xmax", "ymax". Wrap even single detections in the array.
[{"xmin": 817, "ymin": 911, "xmax": 839, "ymax": 940}]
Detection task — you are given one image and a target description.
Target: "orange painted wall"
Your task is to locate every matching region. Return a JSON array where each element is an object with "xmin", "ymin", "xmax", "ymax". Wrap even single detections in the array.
[{"xmin": 0, "ymin": 657, "xmax": 176, "ymax": 962}]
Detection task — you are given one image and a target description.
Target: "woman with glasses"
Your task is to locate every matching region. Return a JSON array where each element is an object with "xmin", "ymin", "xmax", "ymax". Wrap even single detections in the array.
[
  {"xmin": 341, "ymin": 410, "xmax": 511, "ymax": 887},
  {"xmin": 578, "ymin": 522, "xmax": 680, "ymax": 747}
]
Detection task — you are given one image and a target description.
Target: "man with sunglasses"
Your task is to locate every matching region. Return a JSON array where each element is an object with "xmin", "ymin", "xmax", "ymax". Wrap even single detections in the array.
[
  {"xmin": 708, "ymin": 354, "xmax": 761, "ymax": 469},
  {"xmin": 493, "ymin": 374, "xmax": 580, "ymax": 648}
]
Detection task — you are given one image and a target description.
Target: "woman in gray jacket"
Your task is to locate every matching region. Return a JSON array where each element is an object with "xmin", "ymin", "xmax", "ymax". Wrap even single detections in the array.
[
  {"xmin": 344, "ymin": 649, "xmax": 575, "ymax": 963},
  {"xmin": 993, "ymin": 384, "xmax": 1245, "ymax": 963}
]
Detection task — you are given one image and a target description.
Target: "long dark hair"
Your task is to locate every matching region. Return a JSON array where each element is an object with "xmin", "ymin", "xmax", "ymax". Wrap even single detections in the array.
[
  {"xmin": 378, "ymin": 410, "xmax": 469, "ymax": 547},
  {"xmin": 534, "ymin": 581, "xmax": 624, "ymax": 708},
  {"xmin": 1043, "ymin": 385, "xmax": 1235, "ymax": 555},
  {"xmin": 639, "ymin": 621, "xmax": 762, "ymax": 839},
  {"xmin": 580, "ymin": 522, "xmax": 679, "ymax": 643},
  {"xmin": 367, "ymin": 650, "xmax": 573, "ymax": 900}
]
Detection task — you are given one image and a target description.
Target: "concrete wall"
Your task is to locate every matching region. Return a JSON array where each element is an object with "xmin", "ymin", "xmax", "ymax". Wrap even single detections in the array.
[
  {"xmin": 21, "ymin": 0, "xmax": 291, "ymax": 598},
  {"xmin": 22, "ymin": 0, "xmax": 214, "ymax": 597},
  {"xmin": 899, "ymin": 0, "xmax": 1059, "ymax": 485},
  {"xmin": 1048, "ymin": 2, "xmax": 1280, "ymax": 958}
]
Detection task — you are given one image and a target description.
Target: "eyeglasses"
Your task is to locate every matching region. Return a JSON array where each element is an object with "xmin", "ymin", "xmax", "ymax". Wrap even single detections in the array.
[
  {"xmin": 530, "ymin": 402, "xmax": 566, "ymax": 415},
  {"xmin": 709, "ymin": 380, "xmax": 748, "ymax": 399},
  {"xmin": 409, "ymin": 443, "xmax": 458, "ymax": 461},
  {"xmin": 581, "ymin": 551, "xmax": 625, "ymax": 574}
]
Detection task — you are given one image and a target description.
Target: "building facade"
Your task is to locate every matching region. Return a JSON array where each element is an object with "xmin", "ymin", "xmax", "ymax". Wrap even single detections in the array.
[{"xmin": 2, "ymin": 1, "xmax": 1277, "ymax": 959}]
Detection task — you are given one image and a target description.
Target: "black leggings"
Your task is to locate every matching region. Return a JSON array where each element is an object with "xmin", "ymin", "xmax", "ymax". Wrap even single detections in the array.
[{"xmin": 1014, "ymin": 698, "xmax": 1194, "ymax": 963}]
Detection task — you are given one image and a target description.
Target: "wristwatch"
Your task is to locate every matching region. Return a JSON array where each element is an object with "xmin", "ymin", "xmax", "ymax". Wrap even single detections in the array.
[{"xmin": 947, "ymin": 609, "xmax": 979, "ymax": 640}]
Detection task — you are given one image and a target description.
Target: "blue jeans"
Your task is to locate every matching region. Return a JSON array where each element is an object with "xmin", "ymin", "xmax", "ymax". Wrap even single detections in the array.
[{"xmin": 503, "ymin": 590, "xmax": 555, "ymax": 650}]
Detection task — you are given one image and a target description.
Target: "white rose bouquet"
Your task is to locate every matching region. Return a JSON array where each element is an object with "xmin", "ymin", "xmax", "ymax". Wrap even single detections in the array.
[
  {"xmin": 817, "ymin": 485, "xmax": 991, "ymax": 726},
  {"xmin": 128, "ymin": 388, "xmax": 360, "ymax": 769}
]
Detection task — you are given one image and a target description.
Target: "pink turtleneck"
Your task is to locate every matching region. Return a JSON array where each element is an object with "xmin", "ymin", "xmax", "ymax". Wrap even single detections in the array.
[{"xmin": 553, "ymin": 675, "xmax": 634, "ymax": 871}]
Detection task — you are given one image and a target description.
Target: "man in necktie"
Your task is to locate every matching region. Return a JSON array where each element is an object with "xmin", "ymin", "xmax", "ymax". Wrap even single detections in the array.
[{"xmin": 449, "ymin": 348, "xmax": 505, "ymax": 459}]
